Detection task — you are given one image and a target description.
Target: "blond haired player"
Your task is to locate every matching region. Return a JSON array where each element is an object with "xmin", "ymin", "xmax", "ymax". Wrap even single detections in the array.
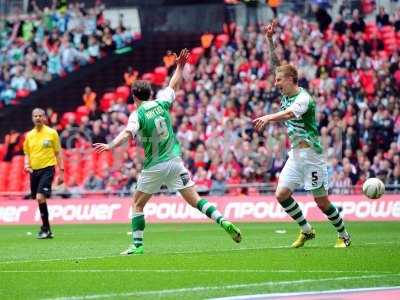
[{"xmin": 253, "ymin": 21, "xmax": 351, "ymax": 248}]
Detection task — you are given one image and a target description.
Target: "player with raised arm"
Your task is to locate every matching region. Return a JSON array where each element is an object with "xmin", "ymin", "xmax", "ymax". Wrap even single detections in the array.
[
  {"xmin": 93, "ymin": 49, "xmax": 241, "ymax": 255},
  {"xmin": 253, "ymin": 21, "xmax": 351, "ymax": 248}
]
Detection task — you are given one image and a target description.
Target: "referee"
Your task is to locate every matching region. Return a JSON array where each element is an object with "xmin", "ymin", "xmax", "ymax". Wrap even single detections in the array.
[{"xmin": 23, "ymin": 108, "xmax": 64, "ymax": 239}]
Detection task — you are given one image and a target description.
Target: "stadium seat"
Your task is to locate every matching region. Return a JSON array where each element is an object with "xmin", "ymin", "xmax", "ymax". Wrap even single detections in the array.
[
  {"xmin": 16, "ymin": 89, "xmax": 30, "ymax": 99},
  {"xmin": 383, "ymin": 38, "xmax": 397, "ymax": 53},
  {"xmin": 153, "ymin": 67, "xmax": 168, "ymax": 86},
  {"xmin": 365, "ymin": 22, "xmax": 378, "ymax": 34},
  {"xmin": 378, "ymin": 50, "xmax": 389, "ymax": 60},
  {"xmin": 189, "ymin": 47, "xmax": 204, "ymax": 65},
  {"xmin": 76, "ymin": 105, "xmax": 90, "ymax": 116},
  {"xmin": 215, "ymin": 34, "xmax": 229, "ymax": 49},
  {"xmin": 380, "ymin": 25, "xmax": 394, "ymax": 34},
  {"xmin": 8, "ymin": 174, "xmax": 22, "ymax": 191},
  {"xmin": 115, "ymin": 86, "xmax": 131, "ymax": 101},
  {"xmin": 127, "ymin": 104, "xmax": 136, "ymax": 112},
  {"xmin": 100, "ymin": 98, "xmax": 111, "ymax": 112},
  {"xmin": 61, "ymin": 112, "xmax": 77, "ymax": 127},
  {"xmin": 102, "ymin": 92, "xmax": 116, "ymax": 102},
  {"xmin": 0, "ymin": 162, "xmax": 10, "ymax": 190},
  {"xmin": 0, "ymin": 144, "xmax": 5, "ymax": 161},
  {"xmin": 142, "ymin": 72, "xmax": 155, "ymax": 83},
  {"xmin": 100, "ymin": 93, "xmax": 117, "ymax": 112},
  {"xmin": 11, "ymin": 155, "xmax": 24, "ymax": 164}
]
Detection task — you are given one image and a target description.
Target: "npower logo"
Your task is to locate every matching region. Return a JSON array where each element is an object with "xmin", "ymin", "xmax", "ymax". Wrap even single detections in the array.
[
  {"xmin": 0, "ymin": 206, "xmax": 29, "ymax": 223},
  {"xmin": 34, "ymin": 203, "xmax": 122, "ymax": 221},
  {"xmin": 336, "ymin": 200, "xmax": 400, "ymax": 219}
]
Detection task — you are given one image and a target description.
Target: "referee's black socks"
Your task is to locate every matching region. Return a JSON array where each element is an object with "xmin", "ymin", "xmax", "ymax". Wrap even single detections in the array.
[{"xmin": 38, "ymin": 202, "xmax": 51, "ymax": 231}]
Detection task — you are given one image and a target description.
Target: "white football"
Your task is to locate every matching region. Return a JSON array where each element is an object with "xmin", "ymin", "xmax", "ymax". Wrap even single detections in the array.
[{"xmin": 362, "ymin": 178, "xmax": 385, "ymax": 199}]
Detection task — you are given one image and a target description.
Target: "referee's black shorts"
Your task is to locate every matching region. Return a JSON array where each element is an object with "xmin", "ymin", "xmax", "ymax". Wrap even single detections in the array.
[{"xmin": 30, "ymin": 166, "xmax": 55, "ymax": 199}]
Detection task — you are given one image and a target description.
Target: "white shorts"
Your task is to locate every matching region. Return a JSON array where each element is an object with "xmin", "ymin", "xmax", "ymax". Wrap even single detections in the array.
[
  {"xmin": 136, "ymin": 157, "xmax": 195, "ymax": 194},
  {"xmin": 278, "ymin": 148, "xmax": 329, "ymax": 193}
]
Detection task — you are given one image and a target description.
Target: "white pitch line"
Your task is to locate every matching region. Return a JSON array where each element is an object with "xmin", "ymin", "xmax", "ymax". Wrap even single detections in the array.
[
  {"xmin": 0, "ymin": 246, "xmax": 288, "ymax": 265},
  {"xmin": 0, "ymin": 269, "xmax": 394, "ymax": 274},
  {"xmin": 0, "ymin": 255, "xmax": 119, "ymax": 265},
  {"xmin": 209, "ymin": 286, "xmax": 400, "ymax": 300},
  {"xmin": 41, "ymin": 274, "xmax": 400, "ymax": 300},
  {"xmin": 1, "ymin": 241, "xmax": 399, "ymax": 265}
]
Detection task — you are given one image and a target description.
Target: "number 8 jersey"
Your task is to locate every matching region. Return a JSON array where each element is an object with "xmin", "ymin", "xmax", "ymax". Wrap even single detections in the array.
[{"xmin": 126, "ymin": 87, "xmax": 181, "ymax": 169}]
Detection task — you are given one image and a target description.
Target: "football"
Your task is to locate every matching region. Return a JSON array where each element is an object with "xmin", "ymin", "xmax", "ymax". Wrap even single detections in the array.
[{"xmin": 362, "ymin": 178, "xmax": 385, "ymax": 199}]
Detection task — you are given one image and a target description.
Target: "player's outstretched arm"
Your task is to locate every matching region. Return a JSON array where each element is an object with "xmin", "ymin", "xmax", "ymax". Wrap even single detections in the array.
[
  {"xmin": 264, "ymin": 20, "xmax": 281, "ymax": 71},
  {"xmin": 253, "ymin": 108, "xmax": 295, "ymax": 131},
  {"xmin": 168, "ymin": 48, "xmax": 190, "ymax": 92},
  {"xmin": 93, "ymin": 130, "xmax": 131, "ymax": 153}
]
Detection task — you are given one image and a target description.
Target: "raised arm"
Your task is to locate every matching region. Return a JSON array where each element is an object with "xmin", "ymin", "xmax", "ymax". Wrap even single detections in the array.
[
  {"xmin": 168, "ymin": 48, "xmax": 190, "ymax": 92},
  {"xmin": 264, "ymin": 20, "xmax": 281, "ymax": 71}
]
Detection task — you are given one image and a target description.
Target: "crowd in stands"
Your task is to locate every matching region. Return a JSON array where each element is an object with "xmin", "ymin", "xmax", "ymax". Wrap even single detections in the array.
[
  {"xmin": 0, "ymin": 0, "xmax": 136, "ymax": 107},
  {"xmin": 1, "ymin": 3, "xmax": 400, "ymax": 197}
]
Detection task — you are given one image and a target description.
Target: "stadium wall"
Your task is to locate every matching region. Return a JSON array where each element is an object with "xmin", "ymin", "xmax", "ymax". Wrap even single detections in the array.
[
  {"xmin": 1, "ymin": 195, "xmax": 399, "ymax": 225},
  {"xmin": 0, "ymin": 33, "xmax": 200, "ymax": 139}
]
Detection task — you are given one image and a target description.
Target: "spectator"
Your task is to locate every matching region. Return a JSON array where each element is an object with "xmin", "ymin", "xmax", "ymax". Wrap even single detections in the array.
[
  {"xmin": 124, "ymin": 66, "xmax": 138, "ymax": 86},
  {"xmin": 350, "ymin": 9, "xmax": 366, "ymax": 33},
  {"xmin": 82, "ymin": 86, "xmax": 96, "ymax": 108},
  {"xmin": 331, "ymin": 172, "xmax": 352, "ymax": 194},
  {"xmin": 314, "ymin": 4, "xmax": 332, "ymax": 32},
  {"xmin": 333, "ymin": 15, "xmax": 347, "ymax": 35},
  {"xmin": 268, "ymin": 0, "xmax": 281, "ymax": 18},
  {"xmin": 3, "ymin": 130, "xmax": 23, "ymax": 161},
  {"xmin": 210, "ymin": 171, "xmax": 227, "ymax": 196},
  {"xmin": 376, "ymin": 6, "xmax": 391, "ymax": 27},
  {"xmin": 388, "ymin": 166, "xmax": 400, "ymax": 191},
  {"xmin": 52, "ymin": 176, "xmax": 71, "ymax": 198},
  {"xmin": 83, "ymin": 170, "xmax": 105, "ymax": 191}
]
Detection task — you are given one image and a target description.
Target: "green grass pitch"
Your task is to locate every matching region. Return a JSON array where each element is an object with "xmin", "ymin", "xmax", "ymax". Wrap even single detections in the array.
[{"xmin": 1, "ymin": 222, "xmax": 399, "ymax": 300}]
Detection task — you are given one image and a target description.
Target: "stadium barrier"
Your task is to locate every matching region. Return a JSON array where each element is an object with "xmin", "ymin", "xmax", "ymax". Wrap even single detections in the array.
[{"xmin": 0, "ymin": 195, "xmax": 399, "ymax": 225}]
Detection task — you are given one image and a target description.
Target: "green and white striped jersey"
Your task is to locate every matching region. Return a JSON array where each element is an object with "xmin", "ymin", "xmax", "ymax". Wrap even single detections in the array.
[
  {"xmin": 126, "ymin": 87, "xmax": 181, "ymax": 169},
  {"xmin": 280, "ymin": 87, "xmax": 323, "ymax": 154}
]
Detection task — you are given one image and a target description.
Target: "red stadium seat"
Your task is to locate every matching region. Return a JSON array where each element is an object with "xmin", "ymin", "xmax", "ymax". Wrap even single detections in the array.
[
  {"xmin": 378, "ymin": 50, "xmax": 389, "ymax": 60},
  {"xmin": 100, "ymin": 98, "xmax": 111, "ymax": 112},
  {"xmin": 215, "ymin": 34, "xmax": 229, "ymax": 49},
  {"xmin": 0, "ymin": 162, "xmax": 10, "ymax": 189},
  {"xmin": 380, "ymin": 25, "xmax": 394, "ymax": 34},
  {"xmin": 189, "ymin": 47, "xmax": 204, "ymax": 65},
  {"xmin": 100, "ymin": 93, "xmax": 117, "ymax": 112},
  {"xmin": 16, "ymin": 89, "xmax": 30, "ymax": 98},
  {"xmin": 127, "ymin": 104, "xmax": 135, "ymax": 112},
  {"xmin": 102, "ymin": 92, "xmax": 116, "ymax": 102},
  {"xmin": 153, "ymin": 67, "xmax": 168, "ymax": 86},
  {"xmin": 365, "ymin": 22, "xmax": 377, "ymax": 33},
  {"xmin": 142, "ymin": 72, "xmax": 154, "ymax": 83},
  {"xmin": 115, "ymin": 86, "xmax": 130, "ymax": 101},
  {"xmin": 8, "ymin": 174, "xmax": 23, "ymax": 191},
  {"xmin": 61, "ymin": 112, "xmax": 77, "ymax": 127},
  {"xmin": 383, "ymin": 38, "xmax": 396, "ymax": 53},
  {"xmin": 76, "ymin": 105, "xmax": 90, "ymax": 116},
  {"xmin": 11, "ymin": 155, "xmax": 24, "ymax": 164},
  {"xmin": 0, "ymin": 144, "xmax": 5, "ymax": 161}
]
